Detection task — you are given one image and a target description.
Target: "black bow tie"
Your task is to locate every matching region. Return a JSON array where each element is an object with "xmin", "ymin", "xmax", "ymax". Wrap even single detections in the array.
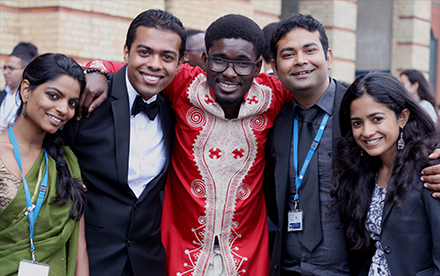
[{"xmin": 131, "ymin": 95, "xmax": 159, "ymax": 120}]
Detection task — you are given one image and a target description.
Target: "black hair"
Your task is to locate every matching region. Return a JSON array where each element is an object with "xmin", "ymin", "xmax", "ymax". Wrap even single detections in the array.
[
  {"xmin": 205, "ymin": 14, "xmax": 264, "ymax": 59},
  {"xmin": 270, "ymin": 13, "xmax": 329, "ymax": 67},
  {"xmin": 18, "ymin": 53, "xmax": 87, "ymax": 220},
  {"xmin": 186, "ymin": 29, "xmax": 204, "ymax": 38},
  {"xmin": 125, "ymin": 9, "xmax": 187, "ymax": 60},
  {"xmin": 10, "ymin": 42, "xmax": 38, "ymax": 67},
  {"xmin": 331, "ymin": 71, "xmax": 439, "ymax": 252},
  {"xmin": 400, "ymin": 69, "xmax": 437, "ymax": 108},
  {"xmin": 262, "ymin": 22, "xmax": 277, "ymax": 64}
]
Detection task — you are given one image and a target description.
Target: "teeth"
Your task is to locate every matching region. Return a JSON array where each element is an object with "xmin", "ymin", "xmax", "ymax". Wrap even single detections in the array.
[
  {"xmin": 294, "ymin": 70, "xmax": 313, "ymax": 76},
  {"xmin": 48, "ymin": 115, "xmax": 61, "ymax": 123},
  {"xmin": 220, "ymin": 82, "xmax": 238, "ymax": 88},
  {"xmin": 144, "ymin": 75, "xmax": 159, "ymax": 81},
  {"xmin": 366, "ymin": 138, "xmax": 381, "ymax": 144}
]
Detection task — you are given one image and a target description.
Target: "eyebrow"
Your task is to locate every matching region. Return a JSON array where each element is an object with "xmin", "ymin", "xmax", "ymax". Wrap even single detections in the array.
[
  {"xmin": 350, "ymin": 112, "xmax": 387, "ymax": 120},
  {"xmin": 136, "ymin": 44, "xmax": 178, "ymax": 56},
  {"xmin": 211, "ymin": 52, "xmax": 253, "ymax": 61},
  {"xmin": 279, "ymin": 42, "xmax": 319, "ymax": 54}
]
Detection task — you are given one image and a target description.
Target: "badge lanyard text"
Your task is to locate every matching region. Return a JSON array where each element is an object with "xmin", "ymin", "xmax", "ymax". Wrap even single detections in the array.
[{"xmin": 7, "ymin": 125, "xmax": 49, "ymax": 262}]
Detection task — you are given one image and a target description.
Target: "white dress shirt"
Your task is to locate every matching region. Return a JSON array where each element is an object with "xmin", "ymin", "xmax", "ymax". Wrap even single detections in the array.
[
  {"xmin": 126, "ymin": 72, "xmax": 166, "ymax": 198},
  {"xmin": 0, "ymin": 85, "xmax": 20, "ymax": 132}
]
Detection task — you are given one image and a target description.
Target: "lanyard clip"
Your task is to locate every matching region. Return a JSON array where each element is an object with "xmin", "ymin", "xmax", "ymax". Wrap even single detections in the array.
[
  {"xmin": 294, "ymin": 199, "xmax": 299, "ymax": 211},
  {"xmin": 31, "ymin": 249, "xmax": 36, "ymax": 263}
]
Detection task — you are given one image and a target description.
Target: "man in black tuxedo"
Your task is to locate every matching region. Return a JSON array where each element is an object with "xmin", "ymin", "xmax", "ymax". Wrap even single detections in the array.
[{"xmin": 63, "ymin": 9, "xmax": 185, "ymax": 276}]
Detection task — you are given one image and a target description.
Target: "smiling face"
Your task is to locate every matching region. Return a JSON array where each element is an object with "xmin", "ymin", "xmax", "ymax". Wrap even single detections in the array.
[
  {"xmin": 272, "ymin": 28, "xmax": 333, "ymax": 107},
  {"xmin": 21, "ymin": 75, "xmax": 81, "ymax": 134},
  {"xmin": 350, "ymin": 94, "xmax": 409, "ymax": 163},
  {"xmin": 202, "ymin": 38, "xmax": 261, "ymax": 114},
  {"xmin": 124, "ymin": 26, "xmax": 183, "ymax": 101}
]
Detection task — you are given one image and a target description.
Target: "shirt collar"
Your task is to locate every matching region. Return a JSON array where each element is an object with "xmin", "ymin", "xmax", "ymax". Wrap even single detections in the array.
[
  {"xmin": 4, "ymin": 85, "xmax": 14, "ymax": 95},
  {"xmin": 125, "ymin": 69, "xmax": 157, "ymax": 110},
  {"xmin": 293, "ymin": 77, "xmax": 335, "ymax": 116}
]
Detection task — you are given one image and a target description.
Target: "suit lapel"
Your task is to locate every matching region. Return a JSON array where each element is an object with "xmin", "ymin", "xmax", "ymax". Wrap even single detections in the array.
[
  {"xmin": 110, "ymin": 67, "xmax": 131, "ymax": 186},
  {"xmin": 274, "ymin": 102, "xmax": 294, "ymax": 223}
]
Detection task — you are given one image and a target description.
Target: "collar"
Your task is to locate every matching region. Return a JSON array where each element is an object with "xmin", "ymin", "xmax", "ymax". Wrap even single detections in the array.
[
  {"xmin": 125, "ymin": 69, "xmax": 158, "ymax": 110},
  {"xmin": 293, "ymin": 77, "xmax": 335, "ymax": 115},
  {"xmin": 4, "ymin": 85, "xmax": 14, "ymax": 95}
]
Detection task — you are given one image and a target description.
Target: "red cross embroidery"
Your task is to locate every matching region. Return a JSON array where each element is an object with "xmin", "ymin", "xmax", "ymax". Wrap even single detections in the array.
[
  {"xmin": 209, "ymin": 148, "xmax": 222, "ymax": 159},
  {"xmin": 205, "ymin": 95, "xmax": 215, "ymax": 105},
  {"xmin": 246, "ymin": 96, "xmax": 258, "ymax": 104},
  {"xmin": 232, "ymin": 148, "xmax": 244, "ymax": 159}
]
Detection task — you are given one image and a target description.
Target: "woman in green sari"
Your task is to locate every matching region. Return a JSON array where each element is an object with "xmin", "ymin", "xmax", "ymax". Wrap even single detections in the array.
[{"xmin": 0, "ymin": 53, "xmax": 88, "ymax": 276}]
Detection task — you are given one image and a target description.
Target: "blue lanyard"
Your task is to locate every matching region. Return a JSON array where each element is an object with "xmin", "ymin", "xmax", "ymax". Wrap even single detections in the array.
[
  {"xmin": 293, "ymin": 112, "xmax": 329, "ymax": 204},
  {"xmin": 7, "ymin": 125, "xmax": 49, "ymax": 262}
]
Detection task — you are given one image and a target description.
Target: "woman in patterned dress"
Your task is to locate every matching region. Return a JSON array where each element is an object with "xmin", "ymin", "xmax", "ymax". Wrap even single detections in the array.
[{"xmin": 331, "ymin": 71, "xmax": 440, "ymax": 276}]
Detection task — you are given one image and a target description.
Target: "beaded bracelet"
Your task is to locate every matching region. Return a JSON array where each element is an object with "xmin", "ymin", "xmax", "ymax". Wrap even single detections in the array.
[{"xmin": 83, "ymin": 68, "xmax": 111, "ymax": 82}]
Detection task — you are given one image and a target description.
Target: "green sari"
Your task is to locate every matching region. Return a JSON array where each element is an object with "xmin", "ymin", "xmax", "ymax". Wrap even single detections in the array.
[{"xmin": 0, "ymin": 147, "xmax": 82, "ymax": 276}]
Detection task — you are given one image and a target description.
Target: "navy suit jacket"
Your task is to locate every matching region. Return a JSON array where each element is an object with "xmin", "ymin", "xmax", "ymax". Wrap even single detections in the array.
[
  {"xmin": 63, "ymin": 66, "xmax": 174, "ymax": 276},
  {"xmin": 0, "ymin": 89, "xmax": 6, "ymax": 105}
]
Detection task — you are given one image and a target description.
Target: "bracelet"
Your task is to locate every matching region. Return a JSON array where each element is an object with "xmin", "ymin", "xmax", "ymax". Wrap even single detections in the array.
[{"xmin": 83, "ymin": 68, "xmax": 111, "ymax": 82}]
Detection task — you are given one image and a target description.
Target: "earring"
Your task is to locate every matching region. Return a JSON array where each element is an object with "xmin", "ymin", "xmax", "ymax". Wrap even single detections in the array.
[
  {"xmin": 360, "ymin": 149, "xmax": 364, "ymax": 156},
  {"xmin": 397, "ymin": 128, "xmax": 405, "ymax": 150},
  {"xmin": 22, "ymin": 108, "xmax": 26, "ymax": 117},
  {"xmin": 59, "ymin": 126, "xmax": 64, "ymax": 131}
]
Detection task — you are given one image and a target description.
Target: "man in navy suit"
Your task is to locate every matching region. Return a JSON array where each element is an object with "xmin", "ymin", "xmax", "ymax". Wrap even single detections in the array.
[{"xmin": 63, "ymin": 9, "xmax": 185, "ymax": 276}]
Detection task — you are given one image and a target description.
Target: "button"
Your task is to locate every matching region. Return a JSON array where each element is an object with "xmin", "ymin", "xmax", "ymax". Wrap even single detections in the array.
[
  {"xmin": 302, "ymin": 258, "xmax": 308, "ymax": 263},
  {"xmin": 274, "ymin": 263, "xmax": 279, "ymax": 270},
  {"xmin": 134, "ymin": 205, "xmax": 137, "ymax": 211},
  {"xmin": 384, "ymin": 245, "xmax": 391, "ymax": 254},
  {"xmin": 127, "ymin": 240, "xmax": 132, "ymax": 247}
]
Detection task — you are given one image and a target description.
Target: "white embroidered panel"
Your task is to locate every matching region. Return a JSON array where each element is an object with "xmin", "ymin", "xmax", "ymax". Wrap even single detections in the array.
[{"xmin": 177, "ymin": 74, "xmax": 273, "ymax": 276}]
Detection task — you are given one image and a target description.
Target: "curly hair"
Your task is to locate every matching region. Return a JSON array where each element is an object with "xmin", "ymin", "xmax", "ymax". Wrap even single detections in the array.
[
  {"xmin": 205, "ymin": 14, "xmax": 264, "ymax": 58},
  {"xmin": 331, "ymin": 71, "xmax": 440, "ymax": 252}
]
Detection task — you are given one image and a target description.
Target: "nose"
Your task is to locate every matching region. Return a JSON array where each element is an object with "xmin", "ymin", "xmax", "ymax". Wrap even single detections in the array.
[
  {"xmin": 294, "ymin": 52, "xmax": 307, "ymax": 66},
  {"xmin": 147, "ymin": 55, "xmax": 162, "ymax": 70},
  {"xmin": 362, "ymin": 122, "xmax": 375, "ymax": 137},
  {"xmin": 223, "ymin": 62, "xmax": 237, "ymax": 78},
  {"xmin": 55, "ymin": 101, "xmax": 69, "ymax": 115}
]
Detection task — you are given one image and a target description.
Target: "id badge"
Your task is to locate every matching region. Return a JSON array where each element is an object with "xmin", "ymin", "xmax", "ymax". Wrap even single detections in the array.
[
  {"xmin": 18, "ymin": 260, "xmax": 50, "ymax": 276},
  {"xmin": 287, "ymin": 209, "xmax": 303, "ymax": 232}
]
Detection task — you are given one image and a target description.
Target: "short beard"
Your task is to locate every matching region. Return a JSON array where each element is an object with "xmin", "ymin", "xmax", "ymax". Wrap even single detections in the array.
[{"xmin": 216, "ymin": 96, "xmax": 243, "ymax": 107}]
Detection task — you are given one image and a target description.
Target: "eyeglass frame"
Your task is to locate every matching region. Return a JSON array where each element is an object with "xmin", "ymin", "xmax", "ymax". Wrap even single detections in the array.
[
  {"xmin": 2, "ymin": 66, "xmax": 25, "ymax": 72},
  {"xmin": 185, "ymin": 48, "xmax": 206, "ymax": 52},
  {"xmin": 206, "ymin": 56, "xmax": 261, "ymax": 76}
]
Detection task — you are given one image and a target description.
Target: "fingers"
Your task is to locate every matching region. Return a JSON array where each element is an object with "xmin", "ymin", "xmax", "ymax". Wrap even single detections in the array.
[
  {"xmin": 77, "ymin": 72, "xmax": 109, "ymax": 120},
  {"xmin": 428, "ymin": 148, "xmax": 440, "ymax": 159}
]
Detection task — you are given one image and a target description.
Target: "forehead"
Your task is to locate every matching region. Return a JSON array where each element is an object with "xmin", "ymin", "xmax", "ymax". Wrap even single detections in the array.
[
  {"xmin": 350, "ymin": 94, "xmax": 392, "ymax": 115},
  {"xmin": 5, "ymin": 55, "xmax": 23, "ymax": 66},
  {"xmin": 187, "ymin": 33, "xmax": 205, "ymax": 46},
  {"xmin": 277, "ymin": 28, "xmax": 322, "ymax": 49},
  {"xmin": 209, "ymin": 38, "xmax": 257, "ymax": 60},
  {"xmin": 131, "ymin": 26, "xmax": 181, "ymax": 53}
]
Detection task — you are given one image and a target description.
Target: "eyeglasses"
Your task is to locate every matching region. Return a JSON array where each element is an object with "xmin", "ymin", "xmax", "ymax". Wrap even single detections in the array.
[
  {"xmin": 207, "ymin": 57, "xmax": 260, "ymax": 76},
  {"xmin": 185, "ymin": 49, "xmax": 206, "ymax": 52},
  {"xmin": 2, "ymin": 66, "xmax": 24, "ymax": 72}
]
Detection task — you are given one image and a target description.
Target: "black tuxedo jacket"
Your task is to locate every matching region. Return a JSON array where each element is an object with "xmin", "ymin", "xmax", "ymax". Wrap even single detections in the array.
[
  {"xmin": 63, "ymin": 66, "xmax": 174, "ymax": 276},
  {"xmin": 263, "ymin": 80, "xmax": 346, "ymax": 276}
]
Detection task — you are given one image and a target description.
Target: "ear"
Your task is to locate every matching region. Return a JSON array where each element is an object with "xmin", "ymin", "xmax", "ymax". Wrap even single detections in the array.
[
  {"xmin": 326, "ymin": 48, "xmax": 333, "ymax": 70},
  {"xmin": 201, "ymin": 51, "xmax": 208, "ymax": 71},
  {"xmin": 253, "ymin": 58, "xmax": 263, "ymax": 77},
  {"xmin": 399, "ymin": 108, "xmax": 410, "ymax": 128},
  {"xmin": 270, "ymin": 59, "xmax": 279, "ymax": 80},
  {"xmin": 123, "ymin": 45, "xmax": 129, "ymax": 64},
  {"xmin": 413, "ymin": 82, "xmax": 420, "ymax": 92},
  {"xmin": 20, "ymin": 79, "xmax": 31, "ymax": 103}
]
